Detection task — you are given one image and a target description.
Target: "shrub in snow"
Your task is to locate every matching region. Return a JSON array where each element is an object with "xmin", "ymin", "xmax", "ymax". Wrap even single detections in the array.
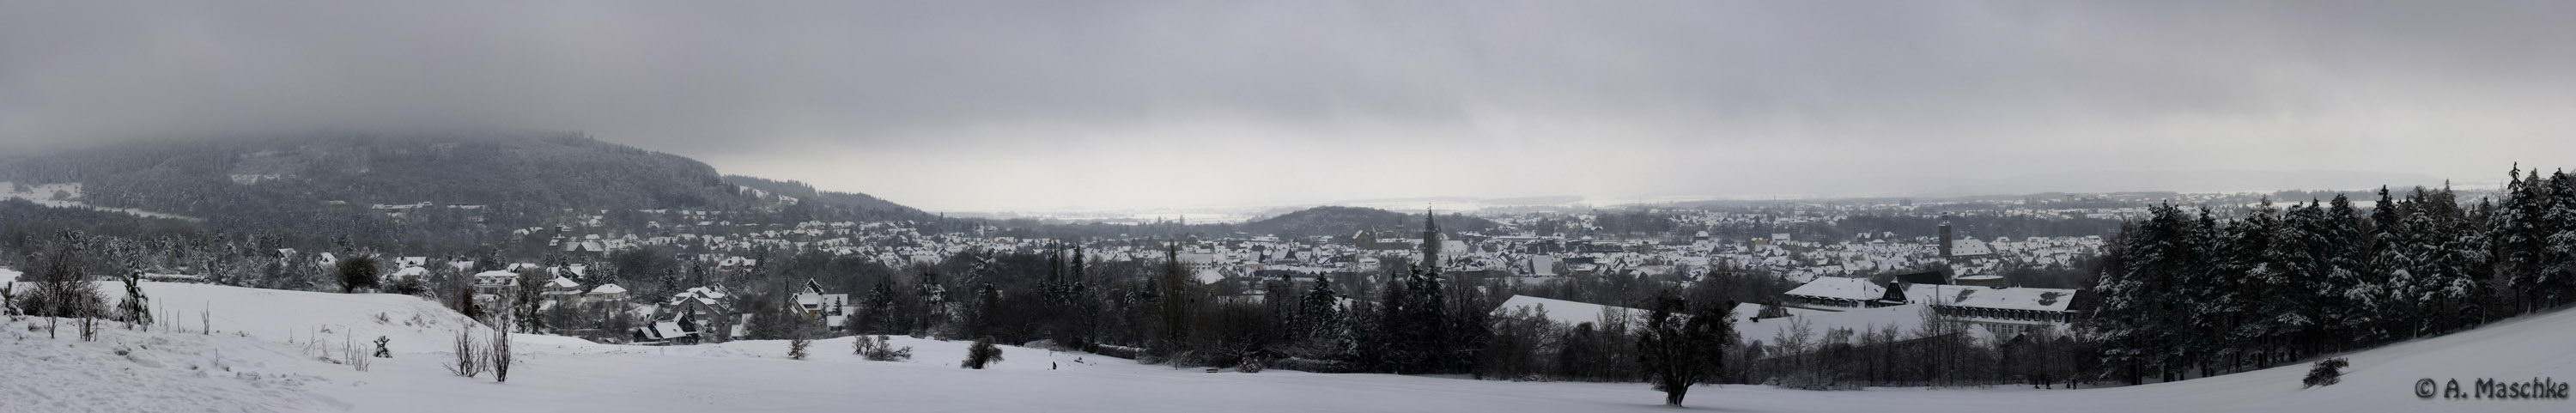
[
  {"xmin": 961, "ymin": 337, "xmax": 1004, "ymax": 369},
  {"xmin": 386, "ymin": 277, "xmax": 428, "ymax": 296},
  {"xmin": 789, "ymin": 337, "xmax": 811, "ymax": 360},
  {"xmin": 490, "ymin": 325, "xmax": 513, "ymax": 382},
  {"xmin": 1768, "ymin": 371, "xmax": 1860, "ymax": 391},
  {"xmin": 373, "ymin": 336, "xmax": 392, "ymax": 358},
  {"xmin": 2303, "ymin": 358, "xmax": 2348, "ymax": 388},
  {"xmin": 446, "ymin": 330, "xmax": 484, "ymax": 378},
  {"xmin": 856, "ymin": 335, "xmax": 914, "ymax": 361},
  {"xmin": 345, "ymin": 336, "xmax": 371, "ymax": 372}
]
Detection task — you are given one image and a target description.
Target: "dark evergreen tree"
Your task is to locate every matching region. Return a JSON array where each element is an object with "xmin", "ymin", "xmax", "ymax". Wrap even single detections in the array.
[
  {"xmin": 860, "ymin": 278, "xmax": 899, "ymax": 334},
  {"xmin": 2497, "ymin": 167, "xmax": 2550, "ymax": 313},
  {"xmin": 2322, "ymin": 193, "xmax": 2372, "ymax": 347},
  {"xmin": 2360, "ymin": 186, "xmax": 2412, "ymax": 342},
  {"xmin": 1149, "ymin": 242, "xmax": 1198, "ymax": 358},
  {"xmin": 2541, "ymin": 171, "xmax": 2576, "ymax": 308},
  {"xmin": 2223, "ymin": 199, "xmax": 2289, "ymax": 370},
  {"xmin": 1292, "ymin": 274, "xmax": 1342, "ymax": 343},
  {"xmin": 2089, "ymin": 203, "xmax": 2192, "ymax": 384},
  {"xmin": 118, "ymin": 270, "xmax": 151, "ymax": 329}
]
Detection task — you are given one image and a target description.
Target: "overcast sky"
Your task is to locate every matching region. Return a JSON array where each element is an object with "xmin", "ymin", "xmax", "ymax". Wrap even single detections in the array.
[{"xmin": 3, "ymin": 1, "xmax": 2573, "ymax": 212}]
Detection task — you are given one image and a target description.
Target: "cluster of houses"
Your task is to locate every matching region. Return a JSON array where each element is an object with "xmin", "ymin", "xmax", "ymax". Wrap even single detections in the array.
[
  {"xmin": 626, "ymin": 280, "xmax": 848, "ymax": 345},
  {"xmin": 468, "ymin": 264, "xmax": 632, "ymax": 307},
  {"xmin": 382, "ymin": 196, "xmax": 2121, "ymax": 347}
]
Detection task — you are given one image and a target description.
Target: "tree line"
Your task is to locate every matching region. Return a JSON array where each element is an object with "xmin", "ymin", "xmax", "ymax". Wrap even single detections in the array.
[{"xmin": 2090, "ymin": 165, "xmax": 2576, "ymax": 385}]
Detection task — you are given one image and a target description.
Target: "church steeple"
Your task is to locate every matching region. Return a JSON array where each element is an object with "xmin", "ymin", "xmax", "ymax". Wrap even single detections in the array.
[{"xmin": 1420, "ymin": 206, "xmax": 1442, "ymax": 270}]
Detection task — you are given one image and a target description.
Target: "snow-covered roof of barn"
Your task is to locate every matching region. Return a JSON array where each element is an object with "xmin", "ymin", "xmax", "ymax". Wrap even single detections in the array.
[
  {"xmin": 1901, "ymin": 284, "xmax": 2078, "ymax": 313},
  {"xmin": 1735, "ymin": 303, "xmax": 1932, "ymax": 347},
  {"xmin": 1783, "ymin": 276, "xmax": 1883, "ymax": 301},
  {"xmin": 1492, "ymin": 295, "xmax": 1641, "ymax": 326}
]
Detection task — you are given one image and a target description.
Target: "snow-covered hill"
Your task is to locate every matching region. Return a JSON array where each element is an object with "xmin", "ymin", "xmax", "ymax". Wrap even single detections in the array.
[{"xmin": 6, "ymin": 282, "xmax": 2572, "ymax": 412}]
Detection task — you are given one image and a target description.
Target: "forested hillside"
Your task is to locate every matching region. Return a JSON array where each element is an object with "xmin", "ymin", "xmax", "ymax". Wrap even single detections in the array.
[
  {"xmin": 1, "ymin": 133, "xmax": 753, "ymax": 218},
  {"xmin": 1243, "ymin": 206, "xmax": 1498, "ymax": 239},
  {"xmin": 723, "ymin": 174, "xmax": 927, "ymax": 219},
  {"xmin": 0, "ymin": 133, "xmax": 926, "ymax": 258}
]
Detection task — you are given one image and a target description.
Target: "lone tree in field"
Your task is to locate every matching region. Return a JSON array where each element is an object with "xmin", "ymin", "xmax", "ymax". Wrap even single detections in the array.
[
  {"xmin": 1636, "ymin": 292, "xmax": 1733, "ymax": 407},
  {"xmin": 337, "ymin": 254, "xmax": 382, "ymax": 293}
]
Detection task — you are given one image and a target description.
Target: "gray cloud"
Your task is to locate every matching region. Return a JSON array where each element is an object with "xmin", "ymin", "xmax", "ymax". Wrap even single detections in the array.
[{"xmin": 3, "ymin": 1, "xmax": 2573, "ymax": 211}]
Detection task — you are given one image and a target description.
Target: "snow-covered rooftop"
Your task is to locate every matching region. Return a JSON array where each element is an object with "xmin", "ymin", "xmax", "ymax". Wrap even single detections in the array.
[
  {"xmin": 1492, "ymin": 295, "xmax": 1640, "ymax": 326},
  {"xmin": 1735, "ymin": 303, "xmax": 1932, "ymax": 347},
  {"xmin": 1903, "ymin": 284, "xmax": 2078, "ymax": 313},
  {"xmin": 1783, "ymin": 276, "xmax": 1882, "ymax": 301}
]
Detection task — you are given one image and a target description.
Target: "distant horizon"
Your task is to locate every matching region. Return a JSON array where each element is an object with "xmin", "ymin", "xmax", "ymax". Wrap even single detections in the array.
[{"xmin": 785, "ymin": 166, "xmax": 2501, "ymax": 214}]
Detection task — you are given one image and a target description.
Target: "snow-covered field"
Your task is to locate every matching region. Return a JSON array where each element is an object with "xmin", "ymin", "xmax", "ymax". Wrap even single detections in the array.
[
  {"xmin": 6, "ymin": 282, "xmax": 2573, "ymax": 412},
  {"xmin": 0, "ymin": 182, "xmax": 203, "ymax": 222}
]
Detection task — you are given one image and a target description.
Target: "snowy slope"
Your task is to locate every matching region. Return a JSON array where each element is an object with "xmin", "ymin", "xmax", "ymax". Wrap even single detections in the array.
[
  {"xmin": 8, "ymin": 282, "xmax": 2574, "ymax": 412},
  {"xmin": 143, "ymin": 282, "xmax": 498, "ymax": 349}
]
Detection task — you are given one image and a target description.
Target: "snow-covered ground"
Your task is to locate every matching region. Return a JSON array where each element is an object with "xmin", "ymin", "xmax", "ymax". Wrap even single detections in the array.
[{"xmin": 6, "ymin": 282, "xmax": 2573, "ymax": 412}]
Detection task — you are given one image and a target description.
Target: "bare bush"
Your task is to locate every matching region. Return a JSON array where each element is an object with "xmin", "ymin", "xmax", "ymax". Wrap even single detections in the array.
[
  {"xmin": 446, "ymin": 330, "xmax": 484, "ymax": 377},
  {"xmin": 490, "ymin": 326, "xmax": 513, "ymax": 382},
  {"xmin": 2302, "ymin": 358, "xmax": 2348, "ymax": 388},
  {"xmin": 859, "ymin": 335, "xmax": 913, "ymax": 361},
  {"xmin": 345, "ymin": 335, "xmax": 371, "ymax": 372}
]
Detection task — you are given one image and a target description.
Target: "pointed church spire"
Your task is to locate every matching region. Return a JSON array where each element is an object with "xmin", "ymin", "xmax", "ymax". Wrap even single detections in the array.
[
  {"xmin": 1425, "ymin": 205, "xmax": 1439, "ymax": 233},
  {"xmin": 1420, "ymin": 206, "xmax": 1442, "ymax": 271}
]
